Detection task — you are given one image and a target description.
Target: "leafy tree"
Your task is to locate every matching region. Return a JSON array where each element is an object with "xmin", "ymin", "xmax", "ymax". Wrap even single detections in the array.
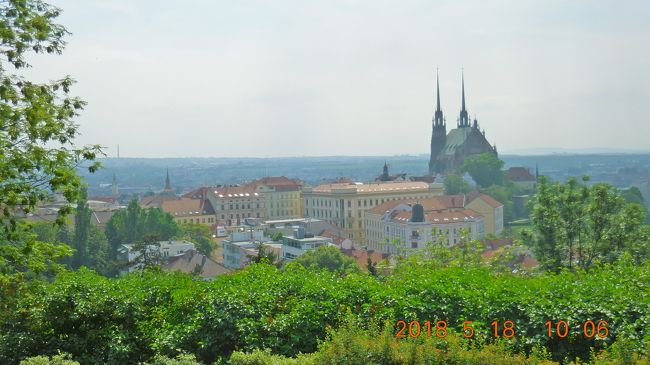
[
  {"xmin": 179, "ymin": 222, "xmax": 214, "ymax": 257},
  {"xmin": 292, "ymin": 246, "xmax": 359, "ymax": 273},
  {"xmin": 129, "ymin": 234, "xmax": 163, "ymax": 275},
  {"xmin": 71, "ymin": 186, "xmax": 90, "ymax": 269},
  {"xmin": 460, "ymin": 152, "xmax": 504, "ymax": 188},
  {"xmin": 270, "ymin": 231, "xmax": 284, "ymax": 241},
  {"xmin": 105, "ymin": 200, "xmax": 179, "ymax": 260},
  {"xmin": 366, "ymin": 256, "xmax": 378, "ymax": 276},
  {"xmin": 86, "ymin": 225, "xmax": 109, "ymax": 275},
  {"xmin": 249, "ymin": 242, "xmax": 281, "ymax": 266},
  {"xmin": 528, "ymin": 176, "xmax": 650, "ymax": 271},
  {"xmin": 0, "ymin": 0, "xmax": 99, "ymax": 299},
  {"xmin": 443, "ymin": 174, "xmax": 471, "ymax": 195}
]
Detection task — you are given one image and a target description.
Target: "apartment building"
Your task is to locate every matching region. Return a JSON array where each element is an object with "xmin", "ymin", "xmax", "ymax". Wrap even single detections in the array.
[{"xmin": 302, "ymin": 180, "xmax": 443, "ymax": 242}]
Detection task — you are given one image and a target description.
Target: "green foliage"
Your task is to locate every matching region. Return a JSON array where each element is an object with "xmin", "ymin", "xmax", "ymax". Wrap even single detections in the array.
[
  {"xmin": 292, "ymin": 245, "xmax": 360, "ymax": 273},
  {"xmin": 443, "ymin": 174, "xmax": 472, "ymax": 195},
  {"xmin": 145, "ymin": 354, "xmax": 203, "ymax": 365},
  {"xmin": 1, "ymin": 259, "xmax": 647, "ymax": 364},
  {"xmin": 130, "ymin": 235, "xmax": 164, "ymax": 274},
  {"xmin": 71, "ymin": 186, "xmax": 90, "ymax": 269},
  {"xmin": 20, "ymin": 352, "xmax": 79, "ymax": 365},
  {"xmin": 0, "ymin": 0, "xmax": 100, "ymax": 300},
  {"xmin": 179, "ymin": 223, "xmax": 214, "ymax": 257},
  {"xmin": 529, "ymin": 176, "xmax": 650, "ymax": 271},
  {"xmin": 105, "ymin": 200, "xmax": 180, "ymax": 260},
  {"xmin": 460, "ymin": 153, "xmax": 504, "ymax": 188},
  {"xmin": 270, "ymin": 231, "xmax": 284, "ymax": 242},
  {"xmin": 230, "ymin": 349, "xmax": 312, "ymax": 365}
]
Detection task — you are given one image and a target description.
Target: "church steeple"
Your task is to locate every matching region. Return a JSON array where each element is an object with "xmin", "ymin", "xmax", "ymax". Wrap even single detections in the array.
[
  {"xmin": 164, "ymin": 169, "xmax": 172, "ymax": 192},
  {"xmin": 459, "ymin": 70, "xmax": 469, "ymax": 128},
  {"xmin": 433, "ymin": 69, "xmax": 444, "ymax": 127}
]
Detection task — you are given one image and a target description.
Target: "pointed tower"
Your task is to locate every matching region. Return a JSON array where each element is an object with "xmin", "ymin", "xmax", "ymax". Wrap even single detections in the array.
[
  {"xmin": 458, "ymin": 70, "xmax": 470, "ymax": 128},
  {"xmin": 163, "ymin": 169, "xmax": 173, "ymax": 193},
  {"xmin": 429, "ymin": 69, "xmax": 447, "ymax": 175}
]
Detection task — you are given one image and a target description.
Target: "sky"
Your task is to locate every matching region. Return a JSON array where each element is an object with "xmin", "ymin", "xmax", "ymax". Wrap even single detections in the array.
[{"xmin": 27, "ymin": 0, "xmax": 650, "ymax": 157}]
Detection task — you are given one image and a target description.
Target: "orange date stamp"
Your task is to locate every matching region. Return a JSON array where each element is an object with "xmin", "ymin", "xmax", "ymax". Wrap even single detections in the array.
[{"xmin": 395, "ymin": 319, "xmax": 609, "ymax": 339}]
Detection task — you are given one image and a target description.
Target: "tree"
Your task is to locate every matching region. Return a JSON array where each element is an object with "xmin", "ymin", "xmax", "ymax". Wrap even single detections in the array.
[
  {"xmin": 179, "ymin": 222, "xmax": 214, "ymax": 257},
  {"xmin": 71, "ymin": 186, "xmax": 90, "ymax": 269},
  {"xmin": 130, "ymin": 235, "xmax": 163, "ymax": 275},
  {"xmin": 460, "ymin": 153, "xmax": 504, "ymax": 188},
  {"xmin": 0, "ymin": 0, "xmax": 100, "ymax": 294},
  {"xmin": 443, "ymin": 174, "xmax": 471, "ymax": 195},
  {"xmin": 528, "ymin": 176, "xmax": 650, "ymax": 271},
  {"xmin": 292, "ymin": 246, "xmax": 359, "ymax": 273},
  {"xmin": 105, "ymin": 200, "xmax": 179, "ymax": 260},
  {"xmin": 270, "ymin": 231, "xmax": 284, "ymax": 241},
  {"xmin": 249, "ymin": 242, "xmax": 281, "ymax": 266}
]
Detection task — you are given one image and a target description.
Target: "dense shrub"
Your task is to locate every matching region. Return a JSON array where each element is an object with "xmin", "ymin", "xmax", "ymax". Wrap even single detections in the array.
[{"xmin": 1, "ymin": 259, "xmax": 648, "ymax": 364}]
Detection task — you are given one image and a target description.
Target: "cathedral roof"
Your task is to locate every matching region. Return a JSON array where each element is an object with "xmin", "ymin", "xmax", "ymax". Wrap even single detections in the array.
[{"xmin": 440, "ymin": 128, "xmax": 472, "ymax": 156}]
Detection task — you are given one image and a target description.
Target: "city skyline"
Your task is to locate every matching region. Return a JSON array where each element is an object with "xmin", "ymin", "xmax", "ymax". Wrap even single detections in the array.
[{"xmin": 29, "ymin": 0, "xmax": 650, "ymax": 157}]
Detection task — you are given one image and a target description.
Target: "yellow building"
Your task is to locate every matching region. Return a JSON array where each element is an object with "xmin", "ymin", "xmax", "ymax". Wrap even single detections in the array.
[
  {"xmin": 303, "ymin": 180, "xmax": 444, "ymax": 242},
  {"xmin": 159, "ymin": 198, "xmax": 217, "ymax": 225},
  {"xmin": 184, "ymin": 186, "xmax": 266, "ymax": 227},
  {"xmin": 465, "ymin": 192, "xmax": 504, "ymax": 235},
  {"xmin": 247, "ymin": 177, "xmax": 303, "ymax": 220}
]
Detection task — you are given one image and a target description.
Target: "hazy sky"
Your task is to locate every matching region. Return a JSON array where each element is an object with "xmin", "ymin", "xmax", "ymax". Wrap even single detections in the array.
[{"xmin": 29, "ymin": 0, "xmax": 650, "ymax": 157}]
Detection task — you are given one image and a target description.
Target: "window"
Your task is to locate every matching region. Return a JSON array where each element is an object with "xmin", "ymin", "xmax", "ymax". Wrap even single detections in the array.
[{"xmin": 347, "ymin": 201, "xmax": 351, "ymax": 208}]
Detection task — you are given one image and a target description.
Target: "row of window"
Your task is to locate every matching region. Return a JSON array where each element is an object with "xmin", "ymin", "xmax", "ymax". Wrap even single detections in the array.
[
  {"xmin": 177, "ymin": 216, "xmax": 215, "ymax": 224},
  {"xmin": 219, "ymin": 203, "xmax": 261, "ymax": 210},
  {"xmin": 305, "ymin": 195, "xmax": 429, "ymax": 210}
]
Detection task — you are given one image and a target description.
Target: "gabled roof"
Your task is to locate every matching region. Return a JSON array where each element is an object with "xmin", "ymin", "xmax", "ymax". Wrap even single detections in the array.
[
  {"xmin": 466, "ymin": 191, "xmax": 503, "ymax": 208},
  {"xmin": 164, "ymin": 249, "xmax": 231, "ymax": 278},
  {"xmin": 506, "ymin": 167, "xmax": 536, "ymax": 182},
  {"xmin": 160, "ymin": 198, "xmax": 215, "ymax": 216}
]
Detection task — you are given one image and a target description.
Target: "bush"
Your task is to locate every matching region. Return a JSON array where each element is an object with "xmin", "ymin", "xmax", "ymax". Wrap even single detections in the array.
[{"xmin": 20, "ymin": 353, "xmax": 79, "ymax": 365}]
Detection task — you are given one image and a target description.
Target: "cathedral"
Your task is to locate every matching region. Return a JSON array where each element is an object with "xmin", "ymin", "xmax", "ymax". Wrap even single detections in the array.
[{"xmin": 428, "ymin": 72, "xmax": 497, "ymax": 175}]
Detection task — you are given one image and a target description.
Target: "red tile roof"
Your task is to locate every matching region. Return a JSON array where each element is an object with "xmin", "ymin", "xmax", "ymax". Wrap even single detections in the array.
[{"xmin": 506, "ymin": 167, "xmax": 536, "ymax": 182}]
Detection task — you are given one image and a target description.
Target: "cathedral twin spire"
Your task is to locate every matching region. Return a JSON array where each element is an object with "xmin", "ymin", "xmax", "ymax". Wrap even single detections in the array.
[{"xmin": 433, "ymin": 69, "xmax": 472, "ymax": 129}]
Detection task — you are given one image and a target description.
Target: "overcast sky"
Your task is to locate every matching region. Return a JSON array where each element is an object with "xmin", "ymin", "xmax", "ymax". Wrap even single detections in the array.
[{"xmin": 28, "ymin": 0, "xmax": 650, "ymax": 157}]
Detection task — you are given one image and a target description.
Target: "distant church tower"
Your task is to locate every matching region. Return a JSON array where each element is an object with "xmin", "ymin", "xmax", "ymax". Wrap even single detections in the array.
[
  {"xmin": 428, "ymin": 70, "xmax": 447, "ymax": 175},
  {"xmin": 458, "ymin": 70, "xmax": 470, "ymax": 128},
  {"xmin": 427, "ymin": 70, "xmax": 497, "ymax": 175},
  {"xmin": 162, "ymin": 169, "xmax": 174, "ymax": 195}
]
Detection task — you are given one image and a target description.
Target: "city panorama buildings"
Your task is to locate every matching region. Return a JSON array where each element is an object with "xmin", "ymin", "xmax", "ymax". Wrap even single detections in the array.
[
  {"xmin": 302, "ymin": 180, "xmax": 444, "ymax": 241},
  {"xmin": 429, "ymin": 71, "xmax": 498, "ymax": 175}
]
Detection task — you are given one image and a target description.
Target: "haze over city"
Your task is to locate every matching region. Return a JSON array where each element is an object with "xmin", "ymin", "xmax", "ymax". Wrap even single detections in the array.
[{"xmin": 28, "ymin": 0, "xmax": 650, "ymax": 157}]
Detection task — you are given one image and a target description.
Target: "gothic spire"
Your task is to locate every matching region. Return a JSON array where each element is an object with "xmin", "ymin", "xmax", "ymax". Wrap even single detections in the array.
[
  {"xmin": 164, "ymin": 168, "xmax": 172, "ymax": 191},
  {"xmin": 433, "ymin": 68, "xmax": 444, "ymax": 127},
  {"xmin": 459, "ymin": 69, "xmax": 469, "ymax": 127}
]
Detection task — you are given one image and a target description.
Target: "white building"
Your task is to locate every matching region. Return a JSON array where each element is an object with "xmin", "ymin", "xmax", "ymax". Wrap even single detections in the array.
[
  {"xmin": 366, "ymin": 201, "xmax": 485, "ymax": 254},
  {"xmin": 303, "ymin": 180, "xmax": 444, "ymax": 242},
  {"xmin": 119, "ymin": 240, "xmax": 195, "ymax": 272},
  {"xmin": 281, "ymin": 227, "xmax": 334, "ymax": 260}
]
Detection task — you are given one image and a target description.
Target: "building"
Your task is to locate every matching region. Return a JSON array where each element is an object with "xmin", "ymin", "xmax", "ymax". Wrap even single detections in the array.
[
  {"xmin": 222, "ymin": 240, "xmax": 282, "ymax": 269},
  {"xmin": 303, "ymin": 180, "xmax": 443, "ymax": 242},
  {"xmin": 163, "ymin": 249, "xmax": 231, "ymax": 279},
  {"xmin": 183, "ymin": 185, "xmax": 266, "ymax": 227},
  {"xmin": 375, "ymin": 162, "xmax": 406, "ymax": 182},
  {"xmin": 139, "ymin": 170, "xmax": 179, "ymax": 208},
  {"xmin": 506, "ymin": 167, "xmax": 537, "ymax": 191},
  {"xmin": 429, "ymin": 71, "xmax": 498, "ymax": 175},
  {"xmin": 159, "ymin": 197, "xmax": 216, "ymax": 225},
  {"xmin": 118, "ymin": 240, "xmax": 195, "ymax": 272},
  {"xmin": 465, "ymin": 192, "xmax": 504, "ymax": 235},
  {"xmin": 365, "ymin": 200, "xmax": 485, "ymax": 254},
  {"xmin": 281, "ymin": 228, "xmax": 333, "ymax": 261},
  {"xmin": 246, "ymin": 176, "xmax": 303, "ymax": 220}
]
